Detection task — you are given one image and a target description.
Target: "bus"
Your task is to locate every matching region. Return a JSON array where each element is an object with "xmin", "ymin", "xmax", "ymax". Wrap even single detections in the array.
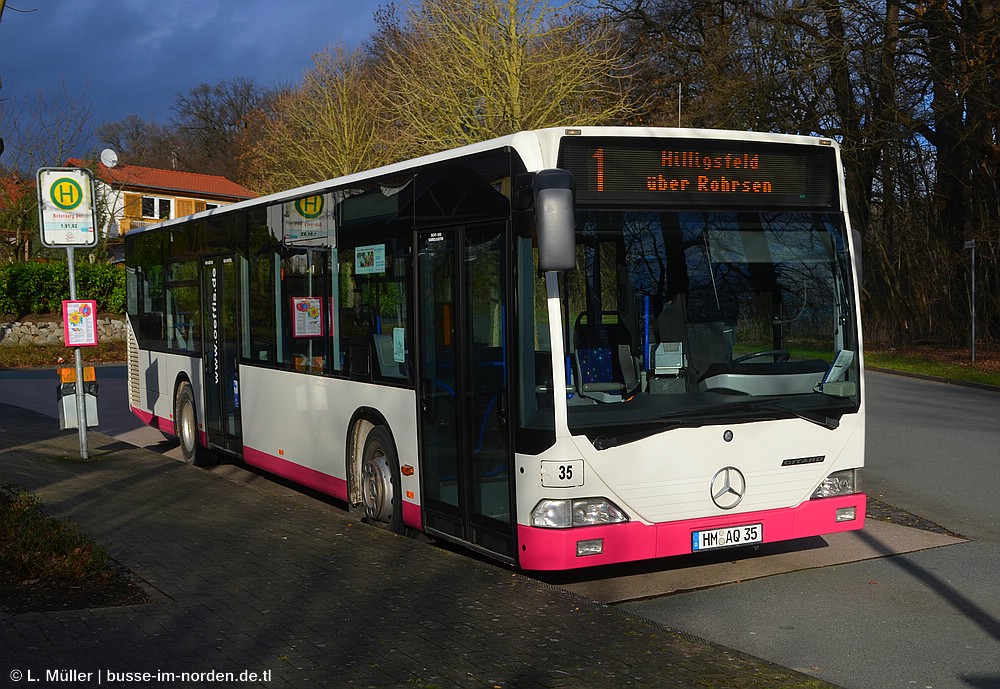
[{"xmin": 124, "ymin": 126, "xmax": 865, "ymax": 570}]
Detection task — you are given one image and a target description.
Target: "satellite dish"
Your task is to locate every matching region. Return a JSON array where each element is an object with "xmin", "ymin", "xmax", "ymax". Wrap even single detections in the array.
[{"xmin": 100, "ymin": 148, "xmax": 119, "ymax": 168}]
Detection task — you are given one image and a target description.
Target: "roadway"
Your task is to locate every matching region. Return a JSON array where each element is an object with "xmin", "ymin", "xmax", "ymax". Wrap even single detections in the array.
[{"xmin": 0, "ymin": 366, "xmax": 996, "ymax": 689}]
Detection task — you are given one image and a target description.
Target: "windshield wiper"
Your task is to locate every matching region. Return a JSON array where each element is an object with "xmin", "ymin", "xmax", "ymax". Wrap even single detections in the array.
[
  {"xmin": 659, "ymin": 397, "xmax": 839, "ymax": 429},
  {"xmin": 594, "ymin": 398, "xmax": 839, "ymax": 450},
  {"xmin": 594, "ymin": 399, "xmax": 775, "ymax": 449},
  {"xmin": 658, "ymin": 398, "xmax": 776, "ymax": 421},
  {"xmin": 756, "ymin": 403, "xmax": 840, "ymax": 430}
]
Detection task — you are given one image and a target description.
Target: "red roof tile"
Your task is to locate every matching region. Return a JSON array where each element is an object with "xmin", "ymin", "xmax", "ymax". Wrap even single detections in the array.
[
  {"xmin": 65, "ymin": 159, "xmax": 256, "ymax": 201},
  {"xmin": 0, "ymin": 176, "xmax": 33, "ymax": 211}
]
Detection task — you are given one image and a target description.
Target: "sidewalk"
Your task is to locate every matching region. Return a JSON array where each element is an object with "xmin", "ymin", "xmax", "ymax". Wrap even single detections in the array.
[{"xmin": 0, "ymin": 403, "xmax": 840, "ymax": 689}]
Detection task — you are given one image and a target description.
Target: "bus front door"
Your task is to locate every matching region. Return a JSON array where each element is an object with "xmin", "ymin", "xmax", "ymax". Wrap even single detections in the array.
[
  {"xmin": 201, "ymin": 255, "xmax": 244, "ymax": 456},
  {"xmin": 417, "ymin": 223, "xmax": 514, "ymax": 561}
]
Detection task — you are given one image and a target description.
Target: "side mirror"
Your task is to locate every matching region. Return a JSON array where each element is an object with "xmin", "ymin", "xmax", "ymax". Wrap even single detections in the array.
[{"xmin": 533, "ymin": 169, "xmax": 576, "ymax": 272}]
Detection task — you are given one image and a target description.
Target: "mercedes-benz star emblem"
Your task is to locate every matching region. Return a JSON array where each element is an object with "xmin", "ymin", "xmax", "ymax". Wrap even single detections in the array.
[{"xmin": 710, "ymin": 466, "xmax": 746, "ymax": 510}]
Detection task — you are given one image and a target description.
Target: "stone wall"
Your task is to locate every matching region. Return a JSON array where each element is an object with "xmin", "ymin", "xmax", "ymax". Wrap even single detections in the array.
[{"xmin": 0, "ymin": 318, "xmax": 126, "ymax": 346}]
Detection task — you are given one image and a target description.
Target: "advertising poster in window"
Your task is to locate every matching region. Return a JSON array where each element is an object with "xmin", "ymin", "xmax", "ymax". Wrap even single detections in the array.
[
  {"xmin": 62, "ymin": 300, "xmax": 99, "ymax": 347},
  {"xmin": 291, "ymin": 297, "xmax": 324, "ymax": 338},
  {"xmin": 355, "ymin": 244, "xmax": 386, "ymax": 275}
]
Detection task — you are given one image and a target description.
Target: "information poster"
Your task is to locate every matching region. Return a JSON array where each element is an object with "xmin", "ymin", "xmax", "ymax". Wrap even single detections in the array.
[
  {"xmin": 291, "ymin": 297, "xmax": 324, "ymax": 337},
  {"xmin": 393, "ymin": 327, "xmax": 405, "ymax": 363},
  {"xmin": 63, "ymin": 300, "xmax": 99, "ymax": 347},
  {"xmin": 355, "ymin": 244, "xmax": 386, "ymax": 275}
]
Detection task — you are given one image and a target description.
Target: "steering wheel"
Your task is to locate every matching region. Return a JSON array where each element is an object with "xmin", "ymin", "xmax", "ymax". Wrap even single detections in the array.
[{"xmin": 731, "ymin": 349, "xmax": 790, "ymax": 365}]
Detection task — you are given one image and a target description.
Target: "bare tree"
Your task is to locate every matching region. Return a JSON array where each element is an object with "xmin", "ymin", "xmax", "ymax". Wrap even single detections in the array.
[
  {"xmin": 374, "ymin": 0, "xmax": 639, "ymax": 157},
  {"xmin": 170, "ymin": 77, "xmax": 276, "ymax": 181},
  {"xmin": 95, "ymin": 115, "xmax": 179, "ymax": 169},
  {"xmin": 242, "ymin": 45, "xmax": 386, "ymax": 192},
  {"xmin": 1, "ymin": 81, "xmax": 93, "ymax": 174},
  {"xmin": 0, "ymin": 82, "xmax": 93, "ymax": 261}
]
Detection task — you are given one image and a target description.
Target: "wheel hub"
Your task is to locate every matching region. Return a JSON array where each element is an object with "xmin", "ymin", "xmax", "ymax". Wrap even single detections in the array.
[
  {"xmin": 361, "ymin": 450, "xmax": 394, "ymax": 524},
  {"xmin": 179, "ymin": 401, "xmax": 196, "ymax": 453}
]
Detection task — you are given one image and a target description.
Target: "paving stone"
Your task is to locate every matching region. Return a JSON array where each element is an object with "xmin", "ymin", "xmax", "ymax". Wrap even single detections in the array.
[{"xmin": 0, "ymin": 402, "xmax": 841, "ymax": 689}]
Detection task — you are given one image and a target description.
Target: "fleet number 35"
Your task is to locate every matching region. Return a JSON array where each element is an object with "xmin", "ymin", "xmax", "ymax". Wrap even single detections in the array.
[{"xmin": 541, "ymin": 460, "xmax": 584, "ymax": 487}]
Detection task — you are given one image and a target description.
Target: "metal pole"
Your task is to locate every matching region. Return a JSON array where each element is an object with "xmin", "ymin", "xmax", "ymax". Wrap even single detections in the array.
[
  {"xmin": 66, "ymin": 247, "xmax": 90, "ymax": 459},
  {"xmin": 971, "ymin": 242, "xmax": 976, "ymax": 363}
]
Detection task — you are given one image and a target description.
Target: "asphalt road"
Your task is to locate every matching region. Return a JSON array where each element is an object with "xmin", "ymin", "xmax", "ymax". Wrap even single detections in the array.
[
  {"xmin": 0, "ymin": 364, "xmax": 184, "ymax": 460},
  {"xmin": 2, "ymin": 366, "xmax": 997, "ymax": 689}
]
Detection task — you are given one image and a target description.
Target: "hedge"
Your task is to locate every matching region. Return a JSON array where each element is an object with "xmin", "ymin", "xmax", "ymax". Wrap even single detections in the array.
[{"xmin": 0, "ymin": 262, "xmax": 126, "ymax": 319}]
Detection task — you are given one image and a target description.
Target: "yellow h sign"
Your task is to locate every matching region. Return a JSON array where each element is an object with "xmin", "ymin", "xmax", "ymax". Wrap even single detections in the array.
[
  {"xmin": 50, "ymin": 177, "xmax": 84, "ymax": 210},
  {"xmin": 37, "ymin": 167, "xmax": 98, "ymax": 248},
  {"xmin": 295, "ymin": 195, "xmax": 324, "ymax": 219}
]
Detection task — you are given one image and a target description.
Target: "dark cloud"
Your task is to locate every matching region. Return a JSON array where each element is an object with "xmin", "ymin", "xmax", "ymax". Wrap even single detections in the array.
[{"xmin": 1, "ymin": 0, "xmax": 384, "ymax": 129}]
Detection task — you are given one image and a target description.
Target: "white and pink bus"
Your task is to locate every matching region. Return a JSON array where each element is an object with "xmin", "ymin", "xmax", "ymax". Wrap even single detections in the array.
[{"xmin": 125, "ymin": 127, "xmax": 865, "ymax": 570}]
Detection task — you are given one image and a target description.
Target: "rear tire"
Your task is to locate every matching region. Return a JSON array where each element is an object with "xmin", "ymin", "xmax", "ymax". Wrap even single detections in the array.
[
  {"xmin": 175, "ymin": 382, "xmax": 216, "ymax": 467},
  {"xmin": 360, "ymin": 426, "xmax": 405, "ymax": 534}
]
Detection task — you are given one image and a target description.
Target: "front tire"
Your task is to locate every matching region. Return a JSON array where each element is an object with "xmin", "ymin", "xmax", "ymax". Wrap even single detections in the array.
[
  {"xmin": 175, "ymin": 382, "xmax": 216, "ymax": 467},
  {"xmin": 360, "ymin": 426, "xmax": 405, "ymax": 534}
]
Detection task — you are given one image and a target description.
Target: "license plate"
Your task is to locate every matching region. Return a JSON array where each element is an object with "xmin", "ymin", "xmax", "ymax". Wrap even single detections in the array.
[{"xmin": 692, "ymin": 523, "xmax": 763, "ymax": 552}]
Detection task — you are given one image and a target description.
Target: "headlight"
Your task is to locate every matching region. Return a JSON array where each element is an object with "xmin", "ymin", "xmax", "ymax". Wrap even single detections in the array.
[
  {"xmin": 811, "ymin": 469, "xmax": 860, "ymax": 499},
  {"xmin": 531, "ymin": 497, "xmax": 629, "ymax": 528}
]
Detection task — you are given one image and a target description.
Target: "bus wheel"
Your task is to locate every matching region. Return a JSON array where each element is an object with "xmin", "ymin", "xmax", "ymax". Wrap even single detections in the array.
[
  {"xmin": 175, "ymin": 382, "xmax": 216, "ymax": 467},
  {"xmin": 360, "ymin": 426, "xmax": 404, "ymax": 534}
]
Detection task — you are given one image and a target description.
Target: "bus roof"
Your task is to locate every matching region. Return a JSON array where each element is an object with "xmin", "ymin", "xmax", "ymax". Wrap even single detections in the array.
[{"xmin": 126, "ymin": 126, "xmax": 839, "ymax": 236}]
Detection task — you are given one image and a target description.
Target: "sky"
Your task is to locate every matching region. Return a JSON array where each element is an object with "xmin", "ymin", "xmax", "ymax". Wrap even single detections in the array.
[{"xmin": 0, "ymin": 0, "xmax": 388, "ymax": 158}]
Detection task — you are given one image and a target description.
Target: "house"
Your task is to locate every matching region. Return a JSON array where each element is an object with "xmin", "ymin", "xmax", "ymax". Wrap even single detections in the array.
[
  {"xmin": 65, "ymin": 159, "xmax": 257, "ymax": 236},
  {"xmin": 0, "ymin": 174, "xmax": 31, "ymax": 214},
  {"xmin": 0, "ymin": 175, "xmax": 33, "ymax": 259}
]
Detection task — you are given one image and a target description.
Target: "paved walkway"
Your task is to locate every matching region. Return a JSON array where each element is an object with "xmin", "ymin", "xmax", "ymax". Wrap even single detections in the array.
[{"xmin": 0, "ymin": 403, "xmax": 840, "ymax": 689}]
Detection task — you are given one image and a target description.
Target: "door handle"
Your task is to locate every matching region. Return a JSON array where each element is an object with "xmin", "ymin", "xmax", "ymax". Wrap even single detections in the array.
[
  {"xmin": 420, "ymin": 378, "xmax": 431, "ymax": 413},
  {"xmin": 496, "ymin": 388, "xmax": 508, "ymax": 428}
]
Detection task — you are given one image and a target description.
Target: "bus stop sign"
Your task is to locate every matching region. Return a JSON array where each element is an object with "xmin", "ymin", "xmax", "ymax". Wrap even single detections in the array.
[{"xmin": 37, "ymin": 167, "xmax": 98, "ymax": 248}]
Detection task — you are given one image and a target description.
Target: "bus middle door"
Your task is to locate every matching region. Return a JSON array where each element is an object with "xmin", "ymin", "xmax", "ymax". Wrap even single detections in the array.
[{"xmin": 417, "ymin": 223, "xmax": 514, "ymax": 561}]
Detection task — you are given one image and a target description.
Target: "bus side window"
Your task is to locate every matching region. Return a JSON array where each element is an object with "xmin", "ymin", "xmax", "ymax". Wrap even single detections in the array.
[
  {"xmin": 279, "ymin": 249, "xmax": 330, "ymax": 373},
  {"xmin": 125, "ymin": 231, "xmax": 166, "ymax": 349},
  {"xmin": 165, "ymin": 260, "xmax": 200, "ymax": 353},
  {"xmin": 246, "ymin": 221, "xmax": 280, "ymax": 364},
  {"xmin": 338, "ymin": 241, "xmax": 411, "ymax": 384}
]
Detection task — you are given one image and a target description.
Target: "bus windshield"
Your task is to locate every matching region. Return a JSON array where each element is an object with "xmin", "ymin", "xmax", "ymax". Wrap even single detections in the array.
[{"xmin": 559, "ymin": 209, "xmax": 859, "ymax": 440}]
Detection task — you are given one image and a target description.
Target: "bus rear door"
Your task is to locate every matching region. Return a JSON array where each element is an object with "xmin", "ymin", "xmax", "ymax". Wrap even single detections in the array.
[{"xmin": 201, "ymin": 254, "xmax": 244, "ymax": 456}]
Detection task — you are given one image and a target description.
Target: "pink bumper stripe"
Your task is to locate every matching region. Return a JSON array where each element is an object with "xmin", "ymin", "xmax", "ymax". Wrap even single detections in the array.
[
  {"xmin": 130, "ymin": 409, "xmax": 421, "ymax": 526},
  {"xmin": 402, "ymin": 501, "xmax": 423, "ymax": 530},
  {"xmin": 517, "ymin": 493, "xmax": 866, "ymax": 570},
  {"xmin": 130, "ymin": 406, "xmax": 175, "ymax": 436},
  {"xmin": 243, "ymin": 446, "xmax": 350, "ymax": 502},
  {"xmin": 242, "ymin": 446, "xmax": 422, "ymax": 530}
]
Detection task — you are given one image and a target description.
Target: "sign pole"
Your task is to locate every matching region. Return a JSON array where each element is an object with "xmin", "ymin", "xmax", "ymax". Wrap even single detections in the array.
[
  {"xmin": 37, "ymin": 166, "xmax": 99, "ymax": 460},
  {"xmin": 66, "ymin": 247, "xmax": 90, "ymax": 459}
]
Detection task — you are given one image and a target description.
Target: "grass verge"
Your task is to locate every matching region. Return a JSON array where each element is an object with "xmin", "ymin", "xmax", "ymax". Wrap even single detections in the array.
[
  {"xmin": 865, "ymin": 346, "xmax": 1000, "ymax": 387},
  {"xmin": 0, "ymin": 340, "xmax": 127, "ymax": 369},
  {"xmin": 0, "ymin": 483, "xmax": 153, "ymax": 613}
]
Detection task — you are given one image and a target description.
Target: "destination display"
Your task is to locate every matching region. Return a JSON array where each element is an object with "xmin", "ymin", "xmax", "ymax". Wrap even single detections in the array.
[{"xmin": 559, "ymin": 137, "xmax": 839, "ymax": 209}]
